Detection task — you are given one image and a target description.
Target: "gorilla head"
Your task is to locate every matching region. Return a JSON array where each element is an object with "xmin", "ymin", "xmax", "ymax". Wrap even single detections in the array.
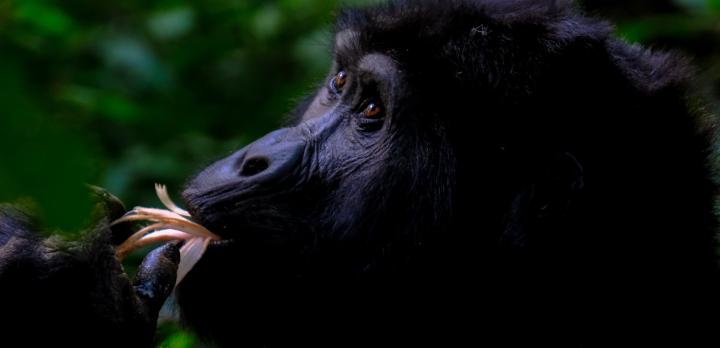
[{"xmin": 178, "ymin": 0, "xmax": 719, "ymax": 345}]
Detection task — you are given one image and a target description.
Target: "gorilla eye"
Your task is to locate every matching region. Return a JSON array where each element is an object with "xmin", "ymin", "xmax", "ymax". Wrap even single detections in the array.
[
  {"xmin": 362, "ymin": 101, "xmax": 383, "ymax": 118},
  {"xmin": 330, "ymin": 70, "xmax": 348, "ymax": 93}
]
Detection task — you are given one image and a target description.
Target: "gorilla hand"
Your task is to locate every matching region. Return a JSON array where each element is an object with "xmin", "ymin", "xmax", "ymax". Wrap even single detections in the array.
[{"xmin": 0, "ymin": 187, "xmax": 180, "ymax": 347}]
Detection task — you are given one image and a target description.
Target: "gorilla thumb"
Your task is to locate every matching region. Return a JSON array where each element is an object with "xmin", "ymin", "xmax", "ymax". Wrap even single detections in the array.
[{"xmin": 133, "ymin": 242, "xmax": 180, "ymax": 314}]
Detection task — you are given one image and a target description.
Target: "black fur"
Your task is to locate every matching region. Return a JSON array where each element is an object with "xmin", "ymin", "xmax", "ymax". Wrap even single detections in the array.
[
  {"xmin": 1, "ymin": 0, "xmax": 718, "ymax": 346},
  {"xmin": 177, "ymin": 0, "xmax": 720, "ymax": 346}
]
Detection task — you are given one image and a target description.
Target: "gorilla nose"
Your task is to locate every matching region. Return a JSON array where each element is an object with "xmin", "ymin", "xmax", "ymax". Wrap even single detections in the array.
[
  {"xmin": 239, "ymin": 156, "xmax": 270, "ymax": 177},
  {"xmin": 184, "ymin": 127, "xmax": 306, "ymax": 198},
  {"xmin": 234, "ymin": 128, "xmax": 304, "ymax": 180}
]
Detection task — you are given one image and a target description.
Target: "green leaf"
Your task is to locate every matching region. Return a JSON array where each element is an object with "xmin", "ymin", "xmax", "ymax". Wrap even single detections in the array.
[
  {"xmin": 709, "ymin": 0, "xmax": 720, "ymax": 12},
  {"xmin": 253, "ymin": 5, "xmax": 282, "ymax": 39},
  {"xmin": 97, "ymin": 94, "xmax": 142, "ymax": 122},
  {"xmin": 0, "ymin": 57, "xmax": 95, "ymax": 232},
  {"xmin": 616, "ymin": 14, "xmax": 717, "ymax": 43},
  {"xmin": 13, "ymin": 1, "xmax": 75, "ymax": 36},
  {"xmin": 147, "ymin": 7, "xmax": 195, "ymax": 40},
  {"xmin": 156, "ymin": 326, "xmax": 197, "ymax": 348}
]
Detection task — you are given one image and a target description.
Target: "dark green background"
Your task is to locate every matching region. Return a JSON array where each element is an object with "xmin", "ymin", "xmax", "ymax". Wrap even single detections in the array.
[{"xmin": 0, "ymin": 0, "xmax": 718, "ymax": 346}]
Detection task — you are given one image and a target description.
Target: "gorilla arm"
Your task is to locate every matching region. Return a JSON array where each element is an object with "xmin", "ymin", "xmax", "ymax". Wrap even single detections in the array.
[{"xmin": 0, "ymin": 190, "xmax": 179, "ymax": 347}]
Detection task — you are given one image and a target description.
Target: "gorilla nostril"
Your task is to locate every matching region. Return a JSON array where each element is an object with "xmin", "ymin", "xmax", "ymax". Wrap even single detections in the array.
[{"xmin": 240, "ymin": 157, "xmax": 270, "ymax": 177}]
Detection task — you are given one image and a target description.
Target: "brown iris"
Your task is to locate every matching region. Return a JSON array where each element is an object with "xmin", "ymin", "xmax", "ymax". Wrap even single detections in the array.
[
  {"xmin": 332, "ymin": 70, "xmax": 347, "ymax": 91},
  {"xmin": 362, "ymin": 102, "xmax": 382, "ymax": 118}
]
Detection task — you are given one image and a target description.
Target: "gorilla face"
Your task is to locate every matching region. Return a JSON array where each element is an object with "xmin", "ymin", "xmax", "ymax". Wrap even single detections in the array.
[
  {"xmin": 184, "ymin": 54, "xmax": 401, "ymax": 241},
  {"xmin": 182, "ymin": 39, "xmax": 455, "ymax": 277}
]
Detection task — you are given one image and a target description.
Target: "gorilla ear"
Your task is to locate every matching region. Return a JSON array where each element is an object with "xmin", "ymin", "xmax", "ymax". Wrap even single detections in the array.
[{"xmin": 529, "ymin": 152, "xmax": 584, "ymax": 220}]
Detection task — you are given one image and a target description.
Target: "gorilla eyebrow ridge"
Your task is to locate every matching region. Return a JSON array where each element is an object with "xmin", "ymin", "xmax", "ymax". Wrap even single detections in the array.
[{"xmin": 334, "ymin": 29, "xmax": 362, "ymax": 64}]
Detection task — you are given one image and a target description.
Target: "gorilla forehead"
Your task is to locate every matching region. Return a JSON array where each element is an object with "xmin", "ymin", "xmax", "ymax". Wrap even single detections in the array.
[{"xmin": 334, "ymin": 0, "xmax": 610, "ymax": 55}]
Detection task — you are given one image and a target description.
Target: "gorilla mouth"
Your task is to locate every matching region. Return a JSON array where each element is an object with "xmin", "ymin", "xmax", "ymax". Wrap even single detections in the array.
[{"xmin": 183, "ymin": 180, "xmax": 307, "ymax": 244}]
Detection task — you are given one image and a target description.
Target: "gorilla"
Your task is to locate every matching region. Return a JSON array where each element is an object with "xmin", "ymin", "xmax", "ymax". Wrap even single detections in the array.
[{"xmin": 1, "ymin": 0, "xmax": 719, "ymax": 346}]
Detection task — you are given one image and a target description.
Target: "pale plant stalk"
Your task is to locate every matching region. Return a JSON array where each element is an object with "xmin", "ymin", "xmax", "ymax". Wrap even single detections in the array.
[{"xmin": 112, "ymin": 184, "xmax": 220, "ymax": 286}]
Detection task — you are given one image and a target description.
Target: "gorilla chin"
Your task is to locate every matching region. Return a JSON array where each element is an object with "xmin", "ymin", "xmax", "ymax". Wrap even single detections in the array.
[{"xmin": 174, "ymin": 0, "xmax": 720, "ymax": 346}]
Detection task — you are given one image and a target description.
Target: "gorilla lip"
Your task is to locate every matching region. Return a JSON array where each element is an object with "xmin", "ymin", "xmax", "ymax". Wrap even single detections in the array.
[{"xmin": 112, "ymin": 184, "xmax": 220, "ymax": 286}]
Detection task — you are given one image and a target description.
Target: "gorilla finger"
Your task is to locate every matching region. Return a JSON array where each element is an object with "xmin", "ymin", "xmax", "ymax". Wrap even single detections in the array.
[
  {"xmin": 88, "ymin": 185, "xmax": 127, "ymax": 220},
  {"xmin": 87, "ymin": 185, "xmax": 136, "ymax": 246},
  {"xmin": 133, "ymin": 242, "xmax": 181, "ymax": 314}
]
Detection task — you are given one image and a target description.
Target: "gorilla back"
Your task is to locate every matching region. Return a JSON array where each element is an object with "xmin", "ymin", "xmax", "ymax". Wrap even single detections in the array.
[{"xmin": 176, "ymin": 0, "xmax": 720, "ymax": 345}]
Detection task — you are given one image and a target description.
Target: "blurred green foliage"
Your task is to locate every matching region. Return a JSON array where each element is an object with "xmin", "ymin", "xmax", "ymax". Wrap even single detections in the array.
[
  {"xmin": 0, "ymin": 0, "xmax": 376, "ymax": 231},
  {"xmin": 156, "ymin": 320, "xmax": 198, "ymax": 348},
  {"xmin": 0, "ymin": 0, "xmax": 718, "ymax": 345}
]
